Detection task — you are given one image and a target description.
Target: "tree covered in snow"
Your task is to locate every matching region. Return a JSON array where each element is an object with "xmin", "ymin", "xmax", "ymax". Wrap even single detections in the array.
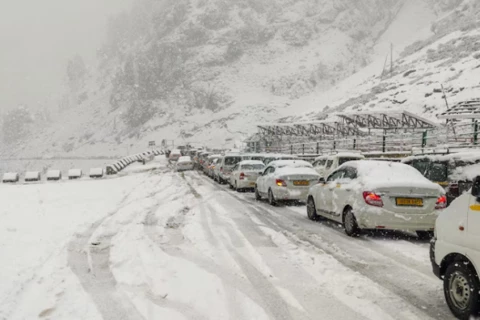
[{"xmin": 2, "ymin": 106, "xmax": 32, "ymax": 144}]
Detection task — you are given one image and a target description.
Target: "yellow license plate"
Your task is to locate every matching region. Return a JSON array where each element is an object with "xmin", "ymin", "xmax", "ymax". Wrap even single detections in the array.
[
  {"xmin": 249, "ymin": 182, "xmax": 255, "ymax": 186},
  {"xmin": 396, "ymin": 198, "xmax": 423, "ymax": 207},
  {"xmin": 293, "ymin": 180, "xmax": 309, "ymax": 186}
]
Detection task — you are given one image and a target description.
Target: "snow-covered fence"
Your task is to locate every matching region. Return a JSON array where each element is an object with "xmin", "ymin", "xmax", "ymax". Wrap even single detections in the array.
[
  {"xmin": 25, "ymin": 171, "xmax": 41, "ymax": 182},
  {"xmin": 68, "ymin": 169, "xmax": 83, "ymax": 180},
  {"xmin": 46, "ymin": 170, "xmax": 62, "ymax": 181},
  {"xmin": 3, "ymin": 173, "xmax": 19, "ymax": 183},
  {"xmin": 89, "ymin": 168, "xmax": 104, "ymax": 178}
]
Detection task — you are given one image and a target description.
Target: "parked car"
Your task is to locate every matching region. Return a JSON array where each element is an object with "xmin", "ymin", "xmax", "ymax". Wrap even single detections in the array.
[
  {"xmin": 430, "ymin": 175, "xmax": 480, "ymax": 319},
  {"xmin": 176, "ymin": 156, "xmax": 194, "ymax": 171},
  {"xmin": 216, "ymin": 154, "xmax": 243, "ymax": 184},
  {"xmin": 255, "ymin": 160, "xmax": 320, "ymax": 205},
  {"xmin": 307, "ymin": 160, "xmax": 445, "ymax": 238},
  {"xmin": 207, "ymin": 158, "xmax": 220, "ymax": 178},
  {"xmin": 319, "ymin": 152, "xmax": 365, "ymax": 178},
  {"xmin": 169, "ymin": 149, "xmax": 182, "ymax": 162},
  {"xmin": 213, "ymin": 156, "xmax": 225, "ymax": 182},
  {"xmin": 229, "ymin": 160, "xmax": 265, "ymax": 192},
  {"xmin": 403, "ymin": 152, "xmax": 480, "ymax": 206},
  {"xmin": 204, "ymin": 154, "xmax": 222, "ymax": 173}
]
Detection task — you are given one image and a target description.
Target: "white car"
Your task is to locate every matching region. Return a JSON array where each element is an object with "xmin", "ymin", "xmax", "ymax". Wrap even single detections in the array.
[
  {"xmin": 169, "ymin": 149, "xmax": 182, "ymax": 162},
  {"xmin": 255, "ymin": 160, "xmax": 320, "ymax": 205},
  {"xmin": 307, "ymin": 160, "xmax": 446, "ymax": 237},
  {"xmin": 320, "ymin": 152, "xmax": 365, "ymax": 178},
  {"xmin": 430, "ymin": 176, "xmax": 480, "ymax": 319},
  {"xmin": 176, "ymin": 156, "xmax": 194, "ymax": 171},
  {"xmin": 312, "ymin": 155, "xmax": 328, "ymax": 175},
  {"xmin": 229, "ymin": 160, "xmax": 265, "ymax": 192},
  {"xmin": 217, "ymin": 154, "xmax": 243, "ymax": 184}
]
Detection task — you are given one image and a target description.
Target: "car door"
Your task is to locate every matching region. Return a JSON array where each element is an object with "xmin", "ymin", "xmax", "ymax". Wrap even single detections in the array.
[
  {"xmin": 323, "ymin": 170, "xmax": 346, "ymax": 214},
  {"xmin": 257, "ymin": 167, "xmax": 270, "ymax": 193},
  {"xmin": 264, "ymin": 167, "xmax": 276, "ymax": 193},
  {"xmin": 467, "ymin": 181, "xmax": 480, "ymax": 251},
  {"xmin": 331, "ymin": 167, "xmax": 357, "ymax": 219},
  {"xmin": 231, "ymin": 164, "xmax": 239, "ymax": 185}
]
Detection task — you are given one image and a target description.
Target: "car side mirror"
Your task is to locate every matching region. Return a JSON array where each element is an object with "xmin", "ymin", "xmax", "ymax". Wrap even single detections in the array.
[
  {"xmin": 472, "ymin": 176, "xmax": 480, "ymax": 199},
  {"xmin": 318, "ymin": 177, "xmax": 325, "ymax": 184}
]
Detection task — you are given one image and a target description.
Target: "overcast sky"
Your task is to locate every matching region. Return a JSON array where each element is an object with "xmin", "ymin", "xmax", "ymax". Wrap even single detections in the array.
[{"xmin": 0, "ymin": 0, "xmax": 133, "ymax": 111}]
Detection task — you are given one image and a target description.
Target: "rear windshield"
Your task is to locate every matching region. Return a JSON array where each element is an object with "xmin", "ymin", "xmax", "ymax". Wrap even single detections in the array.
[
  {"xmin": 241, "ymin": 164, "xmax": 265, "ymax": 170},
  {"xmin": 338, "ymin": 157, "xmax": 362, "ymax": 166},
  {"xmin": 426, "ymin": 162, "xmax": 448, "ymax": 182},
  {"xmin": 251, "ymin": 156, "xmax": 264, "ymax": 161},
  {"xmin": 224, "ymin": 157, "xmax": 242, "ymax": 165},
  {"xmin": 411, "ymin": 159, "xmax": 430, "ymax": 175}
]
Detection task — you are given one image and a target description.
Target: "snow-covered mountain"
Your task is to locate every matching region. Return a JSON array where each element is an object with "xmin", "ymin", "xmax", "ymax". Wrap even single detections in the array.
[{"xmin": 2, "ymin": 0, "xmax": 476, "ymax": 157}]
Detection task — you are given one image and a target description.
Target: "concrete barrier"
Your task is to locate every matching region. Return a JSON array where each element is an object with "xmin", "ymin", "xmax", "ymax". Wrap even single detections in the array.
[
  {"xmin": 3, "ymin": 173, "xmax": 19, "ymax": 183},
  {"xmin": 68, "ymin": 169, "xmax": 83, "ymax": 180},
  {"xmin": 25, "ymin": 171, "xmax": 41, "ymax": 182},
  {"xmin": 46, "ymin": 170, "xmax": 62, "ymax": 181},
  {"xmin": 89, "ymin": 168, "xmax": 104, "ymax": 178}
]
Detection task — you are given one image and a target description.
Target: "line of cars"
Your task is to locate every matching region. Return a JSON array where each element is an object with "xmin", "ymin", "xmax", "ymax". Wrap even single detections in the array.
[{"xmin": 187, "ymin": 149, "xmax": 480, "ymax": 318}]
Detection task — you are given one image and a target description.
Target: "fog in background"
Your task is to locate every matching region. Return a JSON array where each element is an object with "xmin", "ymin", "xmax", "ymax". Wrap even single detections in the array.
[{"xmin": 0, "ymin": 0, "xmax": 133, "ymax": 111}]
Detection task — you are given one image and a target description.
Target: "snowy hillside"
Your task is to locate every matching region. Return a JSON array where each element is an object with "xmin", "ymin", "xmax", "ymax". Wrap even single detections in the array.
[{"xmin": 2, "ymin": 0, "xmax": 476, "ymax": 157}]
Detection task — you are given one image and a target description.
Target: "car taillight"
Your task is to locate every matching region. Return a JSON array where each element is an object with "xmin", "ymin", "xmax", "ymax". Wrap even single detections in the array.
[
  {"xmin": 448, "ymin": 183, "xmax": 459, "ymax": 196},
  {"xmin": 240, "ymin": 172, "xmax": 245, "ymax": 180},
  {"xmin": 220, "ymin": 167, "xmax": 223, "ymax": 172},
  {"xmin": 363, "ymin": 191, "xmax": 383, "ymax": 207},
  {"xmin": 276, "ymin": 179, "xmax": 287, "ymax": 187},
  {"xmin": 435, "ymin": 195, "xmax": 447, "ymax": 210}
]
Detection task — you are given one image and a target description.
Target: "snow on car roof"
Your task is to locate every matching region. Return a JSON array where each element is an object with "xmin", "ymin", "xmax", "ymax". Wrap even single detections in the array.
[
  {"xmin": 275, "ymin": 167, "xmax": 320, "ymax": 177},
  {"xmin": 270, "ymin": 160, "xmax": 313, "ymax": 168},
  {"xmin": 238, "ymin": 160, "xmax": 265, "ymax": 166},
  {"xmin": 403, "ymin": 151, "xmax": 480, "ymax": 163},
  {"xmin": 335, "ymin": 152, "xmax": 365, "ymax": 158},
  {"xmin": 178, "ymin": 156, "xmax": 192, "ymax": 162},
  {"xmin": 171, "ymin": 149, "xmax": 182, "ymax": 154},
  {"xmin": 207, "ymin": 154, "xmax": 222, "ymax": 159},
  {"xmin": 450, "ymin": 162, "xmax": 480, "ymax": 181}
]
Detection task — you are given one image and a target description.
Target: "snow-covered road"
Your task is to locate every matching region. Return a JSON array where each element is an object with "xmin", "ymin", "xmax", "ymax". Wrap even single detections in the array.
[{"xmin": 0, "ymin": 158, "xmax": 454, "ymax": 320}]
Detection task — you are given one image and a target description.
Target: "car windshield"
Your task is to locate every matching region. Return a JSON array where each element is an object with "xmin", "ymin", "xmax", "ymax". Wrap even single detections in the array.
[
  {"xmin": 241, "ymin": 164, "xmax": 264, "ymax": 170},
  {"xmin": 224, "ymin": 157, "xmax": 242, "ymax": 165},
  {"xmin": 338, "ymin": 157, "xmax": 362, "ymax": 166}
]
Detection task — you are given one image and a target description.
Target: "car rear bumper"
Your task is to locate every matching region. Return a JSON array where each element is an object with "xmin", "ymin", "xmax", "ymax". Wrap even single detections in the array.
[
  {"xmin": 272, "ymin": 186, "xmax": 309, "ymax": 201},
  {"xmin": 355, "ymin": 207, "xmax": 437, "ymax": 231},
  {"xmin": 237, "ymin": 180, "xmax": 256, "ymax": 189},
  {"xmin": 177, "ymin": 165, "xmax": 194, "ymax": 171},
  {"xmin": 430, "ymin": 238, "xmax": 441, "ymax": 279}
]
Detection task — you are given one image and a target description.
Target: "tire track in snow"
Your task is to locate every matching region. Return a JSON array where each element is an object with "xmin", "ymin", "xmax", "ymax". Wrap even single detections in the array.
[{"xmin": 194, "ymin": 172, "xmax": 449, "ymax": 320}]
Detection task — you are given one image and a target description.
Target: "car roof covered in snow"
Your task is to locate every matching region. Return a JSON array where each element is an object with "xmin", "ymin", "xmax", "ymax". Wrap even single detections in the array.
[
  {"xmin": 207, "ymin": 154, "xmax": 222, "ymax": 159},
  {"xmin": 339, "ymin": 160, "xmax": 443, "ymax": 191},
  {"xmin": 269, "ymin": 160, "xmax": 313, "ymax": 168},
  {"xmin": 238, "ymin": 160, "xmax": 265, "ymax": 166},
  {"xmin": 275, "ymin": 166, "xmax": 320, "ymax": 177},
  {"xmin": 403, "ymin": 151, "xmax": 480, "ymax": 163},
  {"xmin": 171, "ymin": 149, "xmax": 182, "ymax": 154}
]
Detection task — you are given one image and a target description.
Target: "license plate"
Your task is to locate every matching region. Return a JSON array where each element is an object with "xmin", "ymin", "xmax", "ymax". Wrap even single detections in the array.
[
  {"xmin": 396, "ymin": 198, "xmax": 423, "ymax": 207},
  {"xmin": 293, "ymin": 180, "xmax": 309, "ymax": 186},
  {"xmin": 249, "ymin": 182, "xmax": 255, "ymax": 186}
]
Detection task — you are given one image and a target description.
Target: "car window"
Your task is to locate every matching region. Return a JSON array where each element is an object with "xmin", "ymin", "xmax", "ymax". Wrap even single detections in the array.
[
  {"xmin": 343, "ymin": 167, "xmax": 358, "ymax": 180},
  {"xmin": 338, "ymin": 157, "xmax": 362, "ymax": 166},
  {"xmin": 325, "ymin": 160, "xmax": 333, "ymax": 169},
  {"xmin": 241, "ymin": 164, "xmax": 265, "ymax": 170},
  {"xmin": 225, "ymin": 157, "xmax": 242, "ymax": 165},
  {"xmin": 319, "ymin": 159, "xmax": 326, "ymax": 166},
  {"xmin": 327, "ymin": 170, "xmax": 344, "ymax": 182}
]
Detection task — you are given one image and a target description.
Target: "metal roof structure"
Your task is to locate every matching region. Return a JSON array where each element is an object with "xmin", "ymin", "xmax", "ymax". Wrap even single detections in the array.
[
  {"xmin": 336, "ymin": 110, "xmax": 438, "ymax": 131},
  {"xmin": 438, "ymin": 99, "xmax": 480, "ymax": 120},
  {"xmin": 257, "ymin": 120, "xmax": 363, "ymax": 138}
]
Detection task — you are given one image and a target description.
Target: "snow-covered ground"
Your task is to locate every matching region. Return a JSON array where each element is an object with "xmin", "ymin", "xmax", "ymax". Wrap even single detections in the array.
[{"xmin": 0, "ymin": 156, "xmax": 454, "ymax": 320}]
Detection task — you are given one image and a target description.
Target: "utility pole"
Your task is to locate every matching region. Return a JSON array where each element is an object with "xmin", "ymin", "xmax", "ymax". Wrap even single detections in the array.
[{"xmin": 390, "ymin": 43, "xmax": 393, "ymax": 74}]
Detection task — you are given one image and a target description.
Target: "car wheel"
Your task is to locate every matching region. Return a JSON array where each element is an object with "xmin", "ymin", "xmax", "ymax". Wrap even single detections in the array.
[
  {"xmin": 268, "ymin": 189, "xmax": 277, "ymax": 206},
  {"xmin": 255, "ymin": 186, "xmax": 262, "ymax": 201},
  {"xmin": 444, "ymin": 261, "xmax": 480, "ymax": 319},
  {"xmin": 343, "ymin": 207, "xmax": 360, "ymax": 237},
  {"xmin": 307, "ymin": 197, "xmax": 319, "ymax": 221},
  {"xmin": 416, "ymin": 231, "xmax": 434, "ymax": 240}
]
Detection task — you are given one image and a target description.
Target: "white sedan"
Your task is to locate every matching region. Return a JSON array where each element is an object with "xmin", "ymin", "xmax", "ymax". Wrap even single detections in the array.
[
  {"xmin": 255, "ymin": 160, "xmax": 320, "ymax": 205},
  {"xmin": 176, "ymin": 156, "xmax": 194, "ymax": 171},
  {"xmin": 229, "ymin": 160, "xmax": 265, "ymax": 192},
  {"xmin": 307, "ymin": 160, "xmax": 446, "ymax": 238}
]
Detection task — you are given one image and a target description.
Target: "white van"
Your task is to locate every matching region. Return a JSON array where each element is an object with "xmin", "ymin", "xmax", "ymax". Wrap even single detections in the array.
[
  {"xmin": 430, "ymin": 175, "xmax": 480, "ymax": 319},
  {"xmin": 321, "ymin": 152, "xmax": 365, "ymax": 178}
]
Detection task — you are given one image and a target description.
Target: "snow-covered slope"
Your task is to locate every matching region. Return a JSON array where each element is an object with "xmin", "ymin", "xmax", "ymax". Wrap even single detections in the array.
[{"xmin": 2, "ymin": 0, "xmax": 475, "ymax": 157}]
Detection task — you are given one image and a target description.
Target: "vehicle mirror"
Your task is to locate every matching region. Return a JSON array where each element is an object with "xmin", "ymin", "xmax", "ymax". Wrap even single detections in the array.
[
  {"xmin": 318, "ymin": 177, "xmax": 325, "ymax": 184},
  {"xmin": 472, "ymin": 176, "xmax": 480, "ymax": 199}
]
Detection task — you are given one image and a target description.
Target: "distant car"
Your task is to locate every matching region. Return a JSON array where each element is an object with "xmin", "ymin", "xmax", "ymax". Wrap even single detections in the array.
[
  {"xmin": 216, "ymin": 154, "xmax": 243, "ymax": 184},
  {"xmin": 255, "ymin": 160, "xmax": 320, "ymax": 205},
  {"xmin": 169, "ymin": 149, "xmax": 182, "ymax": 162},
  {"xmin": 312, "ymin": 155, "xmax": 329, "ymax": 175},
  {"xmin": 176, "ymin": 156, "xmax": 194, "ymax": 171},
  {"xmin": 213, "ymin": 156, "xmax": 224, "ymax": 182},
  {"xmin": 229, "ymin": 160, "xmax": 265, "ymax": 192},
  {"xmin": 307, "ymin": 161, "xmax": 445, "ymax": 238}
]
